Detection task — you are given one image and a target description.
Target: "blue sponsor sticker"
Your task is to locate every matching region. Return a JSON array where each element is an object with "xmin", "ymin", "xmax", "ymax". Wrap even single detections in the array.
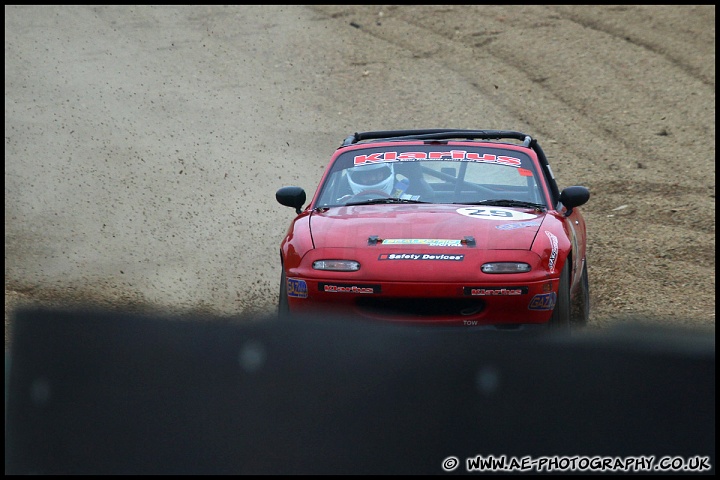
[
  {"xmin": 495, "ymin": 220, "xmax": 541, "ymax": 231},
  {"xmin": 528, "ymin": 292, "xmax": 556, "ymax": 310},
  {"xmin": 287, "ymin": 278, "xmax": 308, "ymax": 298}
]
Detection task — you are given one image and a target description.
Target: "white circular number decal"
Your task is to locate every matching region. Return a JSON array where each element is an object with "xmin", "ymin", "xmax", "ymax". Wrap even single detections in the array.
[{"xmin": 456, "ymin": 207, "xmax": 539, "ymax": 221}]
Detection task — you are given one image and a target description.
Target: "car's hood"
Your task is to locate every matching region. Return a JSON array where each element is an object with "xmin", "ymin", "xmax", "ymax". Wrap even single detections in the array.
[{"xmin": 309, "ymin": 204, "xmax": 546, "ymax": 250}]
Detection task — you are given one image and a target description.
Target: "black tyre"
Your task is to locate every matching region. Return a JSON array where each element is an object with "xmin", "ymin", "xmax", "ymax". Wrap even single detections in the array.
[
  {"xmin": 548, "ymin": 261, "xmax": 571, "ymax": 331},
  {"xmin": 278, "ymin": 269, "xmax": 289, "ymax": 318},
  {"xmin": 570, "ymin": 261, "xmax": 590, "ymax": 326}
]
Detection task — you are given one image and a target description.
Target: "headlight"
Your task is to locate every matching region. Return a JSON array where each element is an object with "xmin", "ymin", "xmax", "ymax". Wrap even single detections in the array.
[
  {"xmin": 312, "ymin": 260, "xmax": 360, "ymax": 271},
  {"xmin": 481, "ymin": 262, "xmax": 531, "ymax": 273}
]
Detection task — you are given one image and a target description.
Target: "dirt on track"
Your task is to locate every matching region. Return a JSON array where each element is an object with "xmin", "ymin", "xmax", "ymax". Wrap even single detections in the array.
[{"xmin": 4, "ymin": 5, "xmax": 715, "ymax": 348}]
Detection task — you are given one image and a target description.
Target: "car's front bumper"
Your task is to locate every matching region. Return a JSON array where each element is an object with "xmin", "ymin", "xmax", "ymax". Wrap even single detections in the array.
[{"xmin": 285, "ymin": 277, "xmax": 559, "ymax": 327}]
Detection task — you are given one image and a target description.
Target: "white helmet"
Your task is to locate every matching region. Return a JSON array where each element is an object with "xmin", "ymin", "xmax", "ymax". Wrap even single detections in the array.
[{"xmin": 347, "ymin": 163, "xmax": 395, "ymax": 195}]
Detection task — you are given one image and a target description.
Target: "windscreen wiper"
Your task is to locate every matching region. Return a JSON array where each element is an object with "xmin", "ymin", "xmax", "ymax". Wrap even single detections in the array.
[
  {"xmin": 454, "ymin": 199, "xmax": 546, "ymax": 211},
  {"xmin": 345, "ymin": 198, "xmax": 430, "ymax": 206}
]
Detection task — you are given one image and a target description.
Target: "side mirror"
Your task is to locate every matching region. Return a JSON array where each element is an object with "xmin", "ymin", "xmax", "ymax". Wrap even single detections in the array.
[
  {"xmin": 559, "ymin": 186, "xmax": 590, "ymax": 216},
  {"xmin": 276, "ymin": 186, "xmax": 306, "ymax": 214}
]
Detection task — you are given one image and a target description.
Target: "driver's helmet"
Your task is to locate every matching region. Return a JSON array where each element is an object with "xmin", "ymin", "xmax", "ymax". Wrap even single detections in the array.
[{"xmin": 346, "ymin": 162, "xmax": 395, "ymax": 195}]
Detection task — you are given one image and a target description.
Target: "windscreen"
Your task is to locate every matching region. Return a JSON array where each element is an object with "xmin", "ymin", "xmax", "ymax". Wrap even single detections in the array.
[{"xmin": 314, "ymin": 145, "xmax": 547, "ymax": 208}]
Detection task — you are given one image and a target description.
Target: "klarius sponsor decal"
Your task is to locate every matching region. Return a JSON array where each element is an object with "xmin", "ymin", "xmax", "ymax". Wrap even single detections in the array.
[
  {"xmin": 319, "ymin": 283, "xmax": 380, "ymax": 294},
  {"xmin": 378, "ymin": 253, "xmax": 465, "ymax": 261},
  {"xmin": 353, "ymin": 151, "xmax": 522, "ymax": 167},
  {"xmin": 545, "ymin": 231, "xmax": 558, "ymax": 272},
  {"xmin": 464, "ymin": 286, "xmax": 528, "ymax": 296},
  {"xmin": 382, "ymin": 238, "xmax": 463, "ymax": 247}
]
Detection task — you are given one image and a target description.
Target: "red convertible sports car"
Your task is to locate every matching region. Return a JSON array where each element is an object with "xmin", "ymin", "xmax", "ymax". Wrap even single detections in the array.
[{"xmin": 276, "ymin": 129, "xmax": 590, "ymax": 330}]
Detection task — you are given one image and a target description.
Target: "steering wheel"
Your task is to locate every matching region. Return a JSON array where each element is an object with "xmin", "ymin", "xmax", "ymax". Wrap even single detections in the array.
[{"xmin": 347, "ymin": 189, "xmax": 393, "ymax": 201}]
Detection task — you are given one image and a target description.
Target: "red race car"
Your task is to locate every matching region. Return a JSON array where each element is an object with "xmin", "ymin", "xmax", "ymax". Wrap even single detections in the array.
[{"xmin": 276, "ymin": 129, "xmax": 590, "ymax": 330}]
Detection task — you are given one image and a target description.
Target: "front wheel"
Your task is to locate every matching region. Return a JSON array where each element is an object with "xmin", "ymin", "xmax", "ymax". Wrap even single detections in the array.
[
  {"xmin": 278, "ymin": 269, "xmax": 289, "ymax": 318},
  {"xmin": 570, "ymin": 261, "xmax": 590, "ymax": 326},
  {"xmin": 548, "ymin": 261, "xmax": 571, "ymax": 331}
]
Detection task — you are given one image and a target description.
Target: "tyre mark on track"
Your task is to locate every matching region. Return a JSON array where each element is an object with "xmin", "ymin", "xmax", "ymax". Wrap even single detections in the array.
[
  {"xmin": 549, "ymin": 5, "xmax": 715, "ymax": 89},
  {"xmin": 587, "ymin": 179, "xmax": 715, "ymax": 235}
]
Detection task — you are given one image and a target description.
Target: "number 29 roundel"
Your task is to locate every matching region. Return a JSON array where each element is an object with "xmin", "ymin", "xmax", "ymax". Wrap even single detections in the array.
[{"xmin": 456, "ymin": 207, "xmax": 539, "ymax": 221}]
